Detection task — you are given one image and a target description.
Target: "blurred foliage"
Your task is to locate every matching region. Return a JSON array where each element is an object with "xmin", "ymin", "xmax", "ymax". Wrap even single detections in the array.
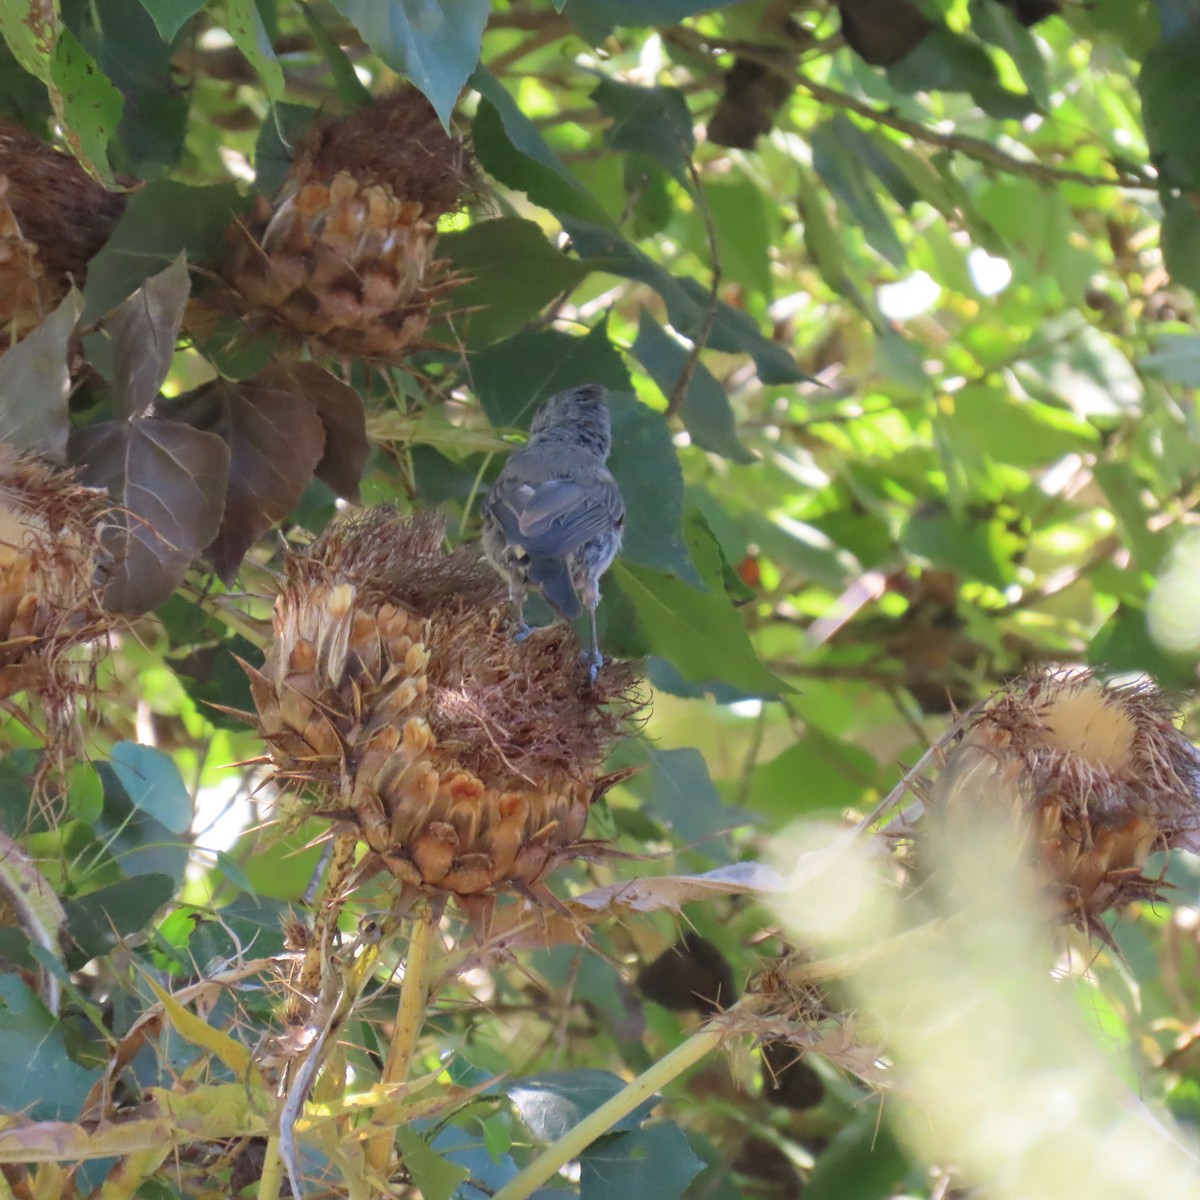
[{"xmin": 2, "ymin": 0, "xmax": 1200, "ymax": 1197}]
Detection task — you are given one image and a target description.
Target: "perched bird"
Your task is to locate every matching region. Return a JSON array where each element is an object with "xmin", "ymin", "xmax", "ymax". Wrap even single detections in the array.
[{"xmin": 481, "ymin": 384, "xmax": 625, "ymax": 678}]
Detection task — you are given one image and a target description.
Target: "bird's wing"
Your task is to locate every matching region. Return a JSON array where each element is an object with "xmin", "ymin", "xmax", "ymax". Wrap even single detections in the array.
[{"xmin": 512, "ymin": 478, "xmax": 620, "ymax": 557}]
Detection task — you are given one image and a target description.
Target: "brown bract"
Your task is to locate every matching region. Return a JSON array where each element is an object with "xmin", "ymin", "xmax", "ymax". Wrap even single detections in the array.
[
  {"xmin": 0, "ymin": 443, "xmax": 113, "ymax": 737},
  {"xmin": 244, "ymin": 508, "xmax": 640, "ymax": 909},
  {"xmin": 225, "ymin": 88, "xmax": 473, "ymax": 362},
  {"xmin": 918, "ymin": 669, "xmax": 1200, "ymax": 930},
  {"xmin": 0, "ymin": 123, "xmax": 126, "ymax": 348}
]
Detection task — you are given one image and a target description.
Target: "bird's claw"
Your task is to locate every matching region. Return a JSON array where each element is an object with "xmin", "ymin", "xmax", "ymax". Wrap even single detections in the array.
[
  {"xmin": 514, "ymin": 623, "xmax": 534, "ymax": 643},
  {"xmin": 583, "ymin": 648, "xmax": 603, "ymax": 683}
]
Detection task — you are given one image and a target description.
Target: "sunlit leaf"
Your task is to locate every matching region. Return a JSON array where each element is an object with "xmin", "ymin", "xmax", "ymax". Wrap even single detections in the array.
[{"xmin": 49, "ymin": 27, "xmax": 123, "ymax": 187}]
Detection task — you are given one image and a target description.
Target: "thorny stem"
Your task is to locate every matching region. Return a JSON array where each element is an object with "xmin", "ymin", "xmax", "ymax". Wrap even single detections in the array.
[
  {"xmin": 258, "ymin": 1133, "xmax": 284, "ymax": 1200},
  {"xmin": 492, "ymin": 1019, "xmax": 729, "ymax": 1200},
  {"xmin": 364, "ymin": 904, "xmax": 440, "ymax": 1176}
]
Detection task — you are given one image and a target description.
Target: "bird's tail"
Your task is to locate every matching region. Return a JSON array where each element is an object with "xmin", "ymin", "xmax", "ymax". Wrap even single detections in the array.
[{"xmin": 528, "ymin": 557, "xmax": 582, "ymax": 620}]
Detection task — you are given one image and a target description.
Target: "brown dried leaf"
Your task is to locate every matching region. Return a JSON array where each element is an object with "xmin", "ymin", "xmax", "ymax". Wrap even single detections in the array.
[
  {"xmin": 166, "ymin": 374, "xmax": 326, "ymax": 580},
  {"xmin": 69, "ymin": 418, "xmax": 229, "ymax": 613},
  {"xmin": 105, "ymin": 253, "xmax": 190, "ymax": 417}
]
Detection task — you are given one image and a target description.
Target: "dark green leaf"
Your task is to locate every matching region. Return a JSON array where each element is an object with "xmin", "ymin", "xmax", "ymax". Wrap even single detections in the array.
[
  {"xmin": 630, "ymin": 310, "xmax": 754, "ymax": 462},
  {"xmin": 473, "ymin": 323, "xmax": 633, "ymax": 431},
  {"xmin": 69, "ymin": 417, "xmax": 230, "ymax": 614},
  {"xmin": 746, "ymin": 733, "xmax": 879, "ymax": 823},
  {"xmin": 0, "ymin": 288, "xmax": 79, "ymax": 462},
  {"xmin": 889, "ymin": 27, "xmax": 1037, "ymax": 118},
  {"xmin": 803, "ymin": 1115, "xmax": 909, "ymax": 1200},
  {"xmin": 592, "ymin": 76, "xmax": 694, "ymax": 183},
  {"xmin": 106, "ymin": 252, "xmax": 190, "ymax": 417},
  {"xmin": 470, "ymin": 69, "xmax": 610, "ymax": 223},
  {"xmin": 439, "ymin": 218, "xmax": 592, "ymax": 345},
  {"xmin": 1140, "ymin": 333, "xmax": 1200, "ymax": 384},
  {"xmin": 616, "ymin": 514, "xmax": 791, "ymax": 695},
  {"xmin": 329, "ymin": 0, "xmax": 489, "ymax": 127},
  {"xmin": 1140, "ymin": 25, "xmax": 1200, "ymax": 188},
  {"xmin": 1092, "ymin": 461, "xmax": 1169, "ymax": 573},
  {"xmin": 564, "ymin": 0, "xmax": 723, "ymax": 40},
  {"xmin": 137, "ymin": 0, "xmax": 205, "ymax": 42},
  {"xmin": 300, "ymin": 4, "xmax": 372, "ymax": 108},
  {"xmin": 811, "ymin": 118, "xmax": 907, "ymax": 267},
  {"xmin": 639, "ymin": 745, "xmax": 755, "ymax": 859},
  {"xmin": 63, "ymin": 874, "xmax": 176, "ymax": 962},
  {"xmin": 901, "ymin": 510, "xmax": 1014, "ymax": 589},
  {"xmin": 580, "ymin": 1124, "xmax": 704, "ymax": 1200},
  {"xmin": 1162, "ymin": 194, "xmax": 1200, "ymax": 292},
  {"xmin": 0, "ymin": 976, "xmax": 96, "ymax": 1120},
  {"xmin": 507, "ymin": 1069, "xmax": 657, "ymax": 1141},
  {"xmin": 609, "ymin": 393, "xmax": 697, "ymax": 582},
  {"xmin": 82, "ymin": 181, "xmax": 248, "ymax": 323},
  {"xmin": 109, "ymin": 742, "xmax": 192, "ymax": 834},
  {"xmin": 50, "ymin": 27, "xmax": 124, "ymax": 188},
  {"xmin": 253, "ymin": 102, "xmax": 316, "ymax": 198}
]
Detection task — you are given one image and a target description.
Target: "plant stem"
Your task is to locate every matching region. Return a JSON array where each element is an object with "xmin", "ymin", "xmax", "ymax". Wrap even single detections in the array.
[
  {"xmin": 364, "ymin": 905, "xmax": 439, "ymax": 1175},
  {"xmin": 259, "ymin": 1133, "xmax": 283, "ymax": 1200},
  {"xmin": 492, "ymin": 1020, "xmax": 727, "ymax": 1200}
]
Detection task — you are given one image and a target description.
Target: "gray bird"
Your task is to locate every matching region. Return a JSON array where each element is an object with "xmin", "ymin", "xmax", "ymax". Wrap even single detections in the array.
[{"xmin": 481, "ymin": 384, "xmax": 625, "ymax": 678}]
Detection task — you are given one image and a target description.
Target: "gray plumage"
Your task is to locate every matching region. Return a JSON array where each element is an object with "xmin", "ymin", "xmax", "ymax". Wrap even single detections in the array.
[{"xmin": 481, "ymin": 384, "xmax": 625, "ymax": 676}]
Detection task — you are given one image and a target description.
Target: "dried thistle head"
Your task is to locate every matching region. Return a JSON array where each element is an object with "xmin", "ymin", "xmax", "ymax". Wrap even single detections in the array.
[
  {"xmin": 923, "ymin": 668, "xmax": 1200, "ymax": 929},
  {"xmin": 0, "ymin": 123, "xmax": 125, "ymax": 348},
  {"xmin": 225, "ymin": 88, "xmax": 473, "ymax": 362},
  {"xmin": 0, "ymin": 444, "xmax": 113, "ymax": 741},
  {"xmin": 244, "ymin": 507, "xmax": 640, "ymax": 909}
]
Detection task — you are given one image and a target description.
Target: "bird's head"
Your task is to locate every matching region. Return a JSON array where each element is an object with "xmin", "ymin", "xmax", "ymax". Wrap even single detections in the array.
[{"xmin": 527, "ymin": 384, "xmax": 613, "ymax": 458}]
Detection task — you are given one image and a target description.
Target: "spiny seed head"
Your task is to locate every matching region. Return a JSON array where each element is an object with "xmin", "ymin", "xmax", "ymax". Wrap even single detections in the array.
[
  {"xmin": 0, "ymin": 444, "xmax": 113, "ymax": 744},
  {"xmin": 245, "ymin": 507, "xmax": 641, "ymax": 907},
  {"xmin": 224, "ymin": 88, "xmax": 473, "ymax": 362},
  {"xmin": 927, "ymin": 668, "xmax": 1200, "ymax": 929}
]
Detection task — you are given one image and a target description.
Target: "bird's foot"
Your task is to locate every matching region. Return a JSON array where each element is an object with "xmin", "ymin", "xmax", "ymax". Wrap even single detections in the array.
[
  {"xmin": 514, "ymin": 622, "xmax": 535, "ymax": 643},
  {"xmin": 583, "ymin": 648, "xmax": 603, "ymax": 683}
]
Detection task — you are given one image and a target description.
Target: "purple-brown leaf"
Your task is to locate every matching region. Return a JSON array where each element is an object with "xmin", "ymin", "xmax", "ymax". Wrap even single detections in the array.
[
  {"xmin": 0, "ymin": 289, "xmax": 80, "ymax": 464},
  {"xmin": 166, "ymin": 376, "xmax": 327, "ymax": 581},
  {"xmin": 258, "ymin": 361, "xmax": 369, "ymax": 498},
  {"xmin": 104, "ymin": 253, "xmax": 191, "ymax": 418},
  {"xmin": 69, "ymin": 418, "xmax": 230, "ymax": 614}
]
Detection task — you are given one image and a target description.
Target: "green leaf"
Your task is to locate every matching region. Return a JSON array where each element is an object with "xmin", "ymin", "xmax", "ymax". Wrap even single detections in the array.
[
  {"xmin": 747, "ymin": 733, "xmax": 879, "ymax": 823},
  {"xmin": 564, "ymin": 0, "xmax": 724, "ymax": 41},
  {"xmin": 1162, "ymin": 194, "xmax": 1200, "ymax": 293},
  {"xmin": 616, "ymin": 515, "xmax": 792, "ymax": 695},
  {"xmin": 1092, "ymin": 461, "xmax": 1169, "ymax": 574},
  {"xmin": 222, "ymin": 0, "xmax": 284, "ymax": 102},
  {"xmin": 593, "ymin": 76, "xmax": 695, "ymax": 183},
  {"xmin": 702, "ymin": 179, "xmax": 774, "ymax": 298},
  {"xmin": 1140, "ymin": 25, "xmax": 1200, "ymax": 189},
  {"xmin": 329, "ymin": 0, "xmax": 488, "ymax": 127},
  {"xmin": 470, "ymin": 69, "xmax": 610, "ymax": 223},
  {"xmin": 50, "ymin": 26, "xmax": 124, "ymax": 188},
  {"xmin": 438, "ymin": 218, "xmax": 592, "ymax": 345},
  {"xmin": 508, "ymin": 1069, "xmax": 657, "ymax": 1141},
  {"xmin": 638, "ymin": 745, "xmax": 755, "ymax": 860},
  {"xmin": 82, "ymin": 180, "xmax": 248, "ymax": 323},
  {"xmin": 0, "ymin": 288, "xmax": 79, "ymax": 462},
  {"xmin": 394, "ymin": 1127, "xmax": 470, "ymax": 1200},
  {"xmin": 0, "ymin": 0, "xmax": 57, "ymax": 85},
  {"xmin": 901, "ymin": 510, "xmax": 1014, "ymax": 589},
  {"xmin": 580, "ymin": 1124, "xmax": 705, "ymax": 1200},
  {"xmin": 811, "ymin": 118, "xmax": 906, "ymax": 267},
  {"xmin": 803, "ymin": 1115, "xmax": 909, "ymax": 1200},
  {"xmin": 252, "ymin": 101, "xmax": 316, "ymax": 198},
  {"xmin": 137, "ymin": 0, "xmax": 205, "ymax": 42},
  {"xmin": 300, "ymin": 4, "xmax": 371, "ymax": 108},
  {"xmin": 1140, "ymin": 333, "xmax": 1200, "ymax": 384},
  {"xmin": 630, "ymin": 310, "xmax": 754, "ymax": 462},
  {"xmin": 109, "ymin": 742, "xmax": 192, "ymax": 834}
]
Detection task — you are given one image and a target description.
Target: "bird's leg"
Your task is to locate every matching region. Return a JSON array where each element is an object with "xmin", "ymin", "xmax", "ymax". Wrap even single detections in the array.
[
  {"xmin": 510, "ymin": 578, "xmax": 533, "ymax": 641},
  {"xmin": 585, "ymin": 605, "xmax": 602, "ymax": 681}
]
